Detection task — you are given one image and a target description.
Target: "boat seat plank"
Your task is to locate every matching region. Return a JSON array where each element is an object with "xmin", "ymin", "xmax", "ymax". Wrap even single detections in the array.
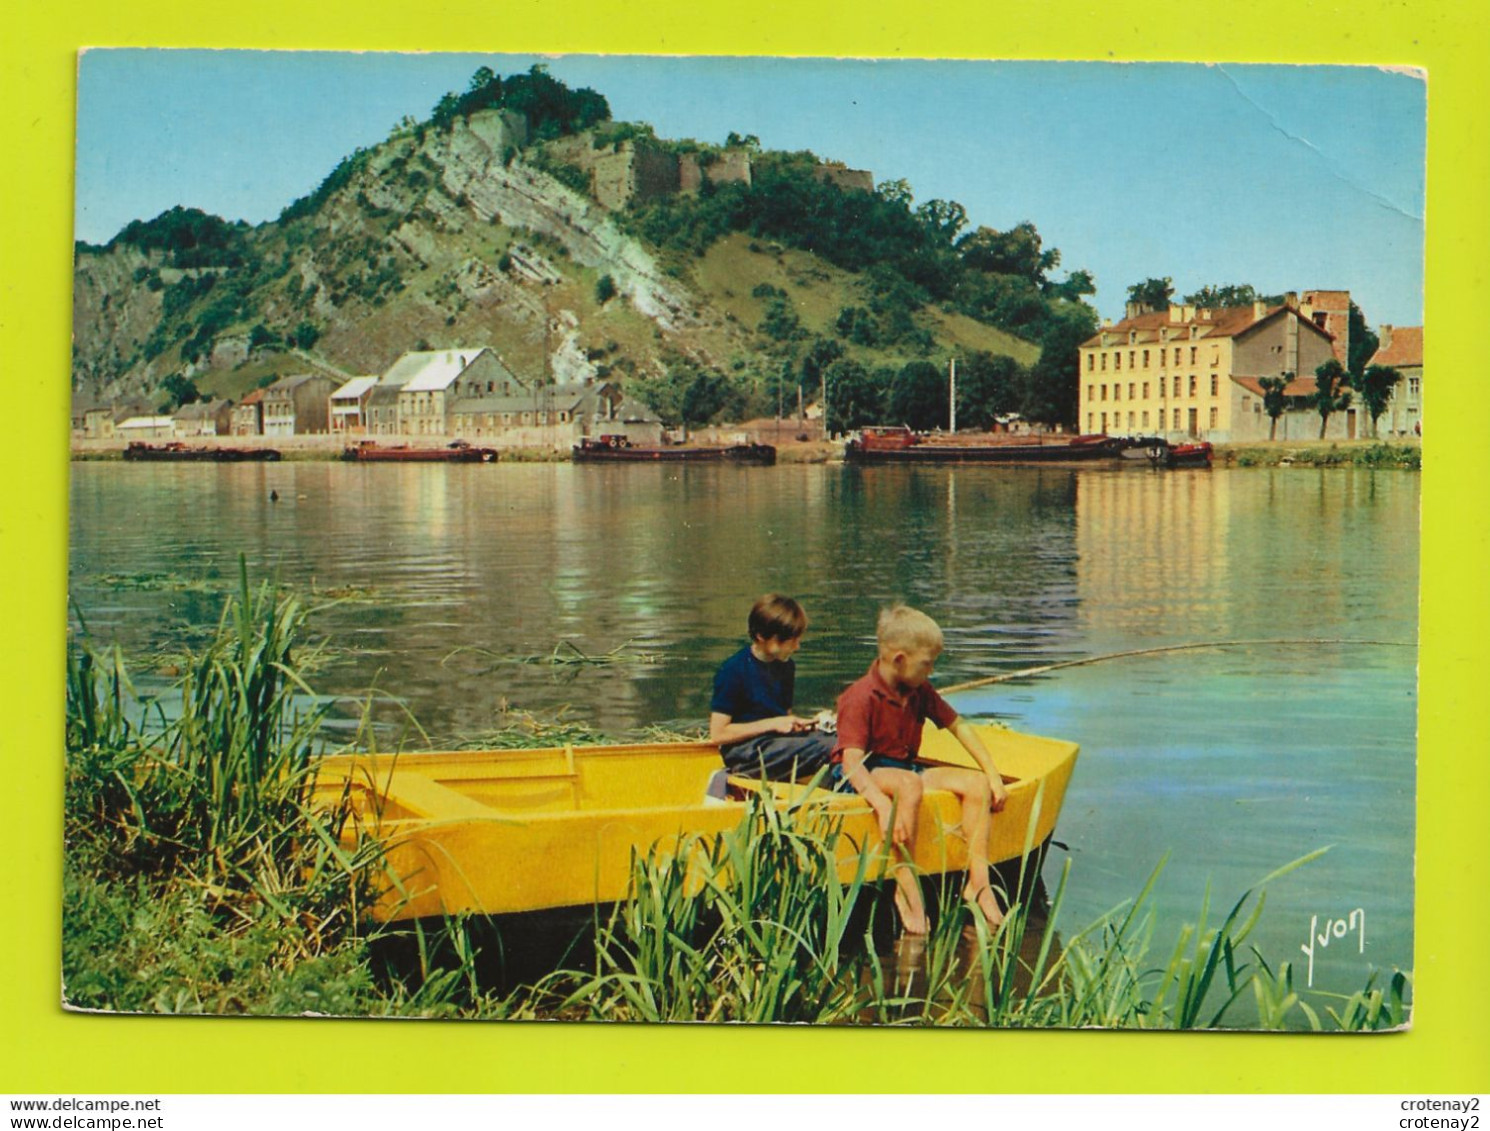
[{"xmin": 380, "ymin": 772, "xmax": 500, "ymax": 819}]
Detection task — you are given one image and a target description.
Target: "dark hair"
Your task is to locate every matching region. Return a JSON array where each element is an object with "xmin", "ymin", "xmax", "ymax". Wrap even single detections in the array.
[{"xmin": 748, "ymin": 594, "xmax": 808, "ymax": 642}]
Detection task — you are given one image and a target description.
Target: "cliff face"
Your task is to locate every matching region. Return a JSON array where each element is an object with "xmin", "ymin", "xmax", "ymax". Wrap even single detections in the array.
[
  {"xmin": 72, "ymin": 109, "xmax": 755, "ymax": 405},
  {"xmin": 72, "ymin": 108, "xmax": 1041, "ymax": 416}
]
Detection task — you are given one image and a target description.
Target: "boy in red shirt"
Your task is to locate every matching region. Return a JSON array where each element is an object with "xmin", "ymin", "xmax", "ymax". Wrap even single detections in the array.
[{"xmin": 831, "ymin": 605, "xmax": 1009, "ymax": 934}]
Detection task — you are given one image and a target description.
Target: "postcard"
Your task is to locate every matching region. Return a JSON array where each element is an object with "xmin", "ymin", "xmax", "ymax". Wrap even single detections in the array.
[
  {"xmin": 6, "ymin": 2, "xmax": 1486, "ymax": 1099},
  {"xmin": 62, "ymin": 49, "xmax": 1425, "ymax": 1035}
]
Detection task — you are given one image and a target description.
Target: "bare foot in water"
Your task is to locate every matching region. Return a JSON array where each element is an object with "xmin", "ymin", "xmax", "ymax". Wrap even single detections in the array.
[
  {"xmin": 893, "ymin": 881, "xmax": 930, "ymax": 936},
  {"xmin": 964, "ymin": 885, "xmax": 1005, "ymax": 931}
]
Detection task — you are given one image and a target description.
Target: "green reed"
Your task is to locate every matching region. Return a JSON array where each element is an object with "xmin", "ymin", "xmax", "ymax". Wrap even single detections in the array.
[
  {"xmin": 542, "ymin": 786, "xmax": 879, "ymax": 1024},
  {"xmin": 66, "ymin": 558, "xmax": 379, "ymax": 952},
  {"xmin": 65, "ymin": 584, "xmax": 1410, "ymax": 1028},
  {"xmin": 528, "ymin": 797, "xmax": 1409, "ymax": 1030}
]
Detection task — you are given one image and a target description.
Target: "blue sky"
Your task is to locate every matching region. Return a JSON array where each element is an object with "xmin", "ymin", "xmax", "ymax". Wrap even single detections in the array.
[{"xmin": 75, "ymin": 50, "xmax": 1426, "ymax": 328}]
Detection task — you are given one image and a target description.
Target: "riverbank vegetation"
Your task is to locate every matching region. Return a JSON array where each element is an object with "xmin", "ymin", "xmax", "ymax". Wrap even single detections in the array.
[
  {"xmin": 1218, "ymin": 440, "xmax": 1421, "ymax": 469},
  {"xmin": 65, "ymin": 571, "xmax": 1410, "ymax": 1028}
]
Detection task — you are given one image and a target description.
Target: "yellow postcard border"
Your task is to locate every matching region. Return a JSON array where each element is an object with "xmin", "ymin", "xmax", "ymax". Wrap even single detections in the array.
[{"xmin": 3, "ymin": 0, "xmax": 1486, "ymax": 1095}]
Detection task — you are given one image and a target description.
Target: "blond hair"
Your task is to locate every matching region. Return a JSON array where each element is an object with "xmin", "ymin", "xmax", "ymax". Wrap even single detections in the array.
[{"xmin": 876, "ymin": 604, "xmax": 944, "ymax": 655}]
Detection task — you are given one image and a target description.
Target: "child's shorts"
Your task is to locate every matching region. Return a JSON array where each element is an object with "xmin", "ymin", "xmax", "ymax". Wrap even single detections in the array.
[{"xmin": 827, "ymin": 753, "xmax": 925, "ymax": 793}]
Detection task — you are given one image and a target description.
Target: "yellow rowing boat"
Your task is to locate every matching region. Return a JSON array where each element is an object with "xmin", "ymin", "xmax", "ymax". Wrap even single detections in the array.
[{"xmin": 312, "ymin": 723, "xmax": 1078, "ymax": 922}]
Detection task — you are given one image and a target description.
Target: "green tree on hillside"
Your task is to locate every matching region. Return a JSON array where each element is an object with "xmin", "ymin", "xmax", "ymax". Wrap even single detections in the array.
[
  {"xmin": 954, "ymin": 352, "xmax": 1025, "ymax": 431},
  {"xmin": 1046, "ymin": 269, "xmax": 1096, "ymax": 304},
  {"xmin": 1312, "ymin": 358, "xmax": 1352, "ymax": 439},
  {"xmin": 109, "ymin": 207, "xmax": 249, "ymax": 269},
  {"xmin": 887, "ymin": 360, "xmax": 948, "ymax": 431},
  {"xmin": 159, "ymin": 373, "xmax": 201, "ymax": 413},
  {"xmin": 957, "ymin": 222, "xmax": 1059, "ymax": 286},
  {"xmin": 1022, "ymin": 302, "xmax": 1098, "ymax": 427},
  {"xmin": 823, "ymin": 358, "xmax": 883, "ymax": 434},
  {"xmin": 1258, "ymin": 373, "xmax": 1292, "ymax": 440},
  {"xmin": 1183, "ymin": 283, "xmax": 1286, "ymax": 309},
  {"xmin": 800, "ymin": 337, "xmax": 844, "ymax": 400},
  {"xmin": 680, "ymin": 369, "xmax": 745, "ymax": 425},
  {"xmin": 430, "ymin": 65, "xmax": 611, "ymax": 140},
  {"xmin": 1126, "ymin": 277, "xmax": 1174, "ymax": 313}
]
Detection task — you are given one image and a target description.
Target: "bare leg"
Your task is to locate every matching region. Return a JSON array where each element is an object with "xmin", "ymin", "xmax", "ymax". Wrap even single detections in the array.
[
  {"xmin": 923, "ymin": 766, "xmax": 1002, "ymax": 930},
  {"xmin": 869, "ymin": 767, "xmax": 928, "ymax": 935}
]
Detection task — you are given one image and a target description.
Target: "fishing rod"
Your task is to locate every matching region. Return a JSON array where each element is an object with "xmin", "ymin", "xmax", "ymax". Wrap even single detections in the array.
[{"xmin": 938, "ymin": 637, "xmax": 1413, "ymax": 696}]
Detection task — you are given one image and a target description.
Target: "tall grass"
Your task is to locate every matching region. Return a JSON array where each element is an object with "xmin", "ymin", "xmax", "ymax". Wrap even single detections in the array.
[
  {"xmin": 539, "ymin": 788, "xmax": 880, "ymax": 1023},
  {"xmin": 523, "ymin": 801, "xmax": 1409, "ymax": 1031},
  {"xmin": 66, "ymin": 575, "xmax": 1411, "ymax": 1028},
  {"xmin": 64, "ymin": 560, "xmax": 390, "ymax": 1007},
  {"xmin": 67, "ymin": 560, "xmax": 374, "ymax": 915}
]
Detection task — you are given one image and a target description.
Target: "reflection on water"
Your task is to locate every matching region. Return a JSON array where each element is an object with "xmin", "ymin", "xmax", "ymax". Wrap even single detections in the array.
[{"xmin": 69, "ymin": 461, "xmax": 1418, "ymax": 1006}]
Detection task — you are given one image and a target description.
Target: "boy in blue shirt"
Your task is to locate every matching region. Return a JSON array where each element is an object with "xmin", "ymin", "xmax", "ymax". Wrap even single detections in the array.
[{"xmin": 709, "ymin": 594, "xmax": 834, "ymax": 781}]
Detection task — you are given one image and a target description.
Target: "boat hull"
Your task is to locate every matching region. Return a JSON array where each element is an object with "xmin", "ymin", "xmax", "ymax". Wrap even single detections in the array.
[
  {"xmin": 122, "ymin": 442, "xmax": 282, "ymax": 462},
  {"xmin": 572, "ymin": 443, "xmax": 776, "ymax": 465},
  {"xmin": 342, "ymin": 445, "xmax": 497, "ymax": 463},
  {"xmin": 313, "ymin": 724, "xmax": 1077, "ymax": 921},
  {"xmin": 1158, "ymin": 442, "xmax": 1213, "ymax": 468},
  {"xmin": 844, "ymin": 439, "xmax": 1123, "ymax": 465}
]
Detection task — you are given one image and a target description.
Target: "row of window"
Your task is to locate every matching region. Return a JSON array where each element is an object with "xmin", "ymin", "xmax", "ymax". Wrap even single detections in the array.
[
  {"xmin": 1090, "ymin": 407, "xmax": 1221, "ymax": 432},
  {"xmin": 453, "ymin": 411, "xmax": 572, "ymax": 426},
  {"xmin": 1087, "ymin": 375, "xmax": 1221, "ymax": 403},
  {"xmin": 1086, "ymin": 345, "xmax": 1219, "ymax": 372}
]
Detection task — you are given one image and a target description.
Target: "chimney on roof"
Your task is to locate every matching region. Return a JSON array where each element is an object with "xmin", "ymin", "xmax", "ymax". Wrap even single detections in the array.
[
  {"xmin": 1253, "ymin": 300, "xmax": 1268, "ymax": 320},
  {"xmin": 1181, "ymin": 304, "xmax": 1196, "ymax": 322},
  {"xmin": 1125, "ymin": 301, "xmax": 1146, "ymax": 320},
  {"xmin": 1168, "ymin": 306, "xmax": 1182, "ymax": 324},
  {"xmin": 1379, "ymin": 324, "xmax": 1393, "ymax": 351},
  {"xmin": 1285, "ymin": 291, "xmax": 1298, "ymax": 309}
]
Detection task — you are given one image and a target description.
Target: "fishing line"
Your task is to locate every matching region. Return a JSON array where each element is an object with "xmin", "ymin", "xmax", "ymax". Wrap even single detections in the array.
[{"xmin": 939, "ymin": 637, "xmax": 1413, "ymax": 696}]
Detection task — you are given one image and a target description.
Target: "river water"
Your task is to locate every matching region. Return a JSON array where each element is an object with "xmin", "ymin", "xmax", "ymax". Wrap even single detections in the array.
[{"xmin": 68, "ymin": 460, "xmax": 1418, "ymax": 1011}]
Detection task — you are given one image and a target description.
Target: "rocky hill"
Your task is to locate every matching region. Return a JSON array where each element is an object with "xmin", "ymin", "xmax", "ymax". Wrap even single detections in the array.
[{"xmin": 73, "ymin": 69, "xmax": 1089, "ymax": 428}]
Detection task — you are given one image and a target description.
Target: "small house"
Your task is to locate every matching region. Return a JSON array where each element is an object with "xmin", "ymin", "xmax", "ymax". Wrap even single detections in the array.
[
  {"xmin": 173, "ymin": 398, "xmax": 234, "ymax": 437},
  {"xmin": 329, "ymin": 376, "xmax": 379, "ymax": 434},
  {"xmin": 262, "ymin": 373, "xmax": 336, "ymax": 437}
]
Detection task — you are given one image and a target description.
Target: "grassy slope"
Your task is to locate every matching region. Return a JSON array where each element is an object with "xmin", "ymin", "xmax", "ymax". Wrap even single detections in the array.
[
  {"xmin": 691, "ymin": 232, "xmax": 1040, "ymax": 370},
  {"xmin": 85, "ymin": 167, "xmax": 1043, "ymax": 408}
]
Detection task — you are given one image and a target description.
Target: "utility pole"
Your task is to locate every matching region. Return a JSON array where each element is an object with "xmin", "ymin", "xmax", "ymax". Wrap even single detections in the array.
[
  {"xmin": 948, "ymin": 356, "xmax": 958, "ymax": 434},
  {"xmin": 541, "ymin": 282, "xmax": 555, "ymax": 450}
]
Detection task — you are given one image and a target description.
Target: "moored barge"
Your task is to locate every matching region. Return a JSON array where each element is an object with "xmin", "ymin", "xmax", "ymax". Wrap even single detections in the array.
[
  {"xmin": 122, "ymin": 441, "xmax": 282, "ymax": 462},
  {"xmin": 573, "ymin": 435, "xmax": 777, "ymax": 465},
  {"xmin": 342, "ymin": 440, "xmax": 498, "ymax": 463},
  {"xmin": 844, "ymin": 426, "xmax": 1124, "ymax": 465}
]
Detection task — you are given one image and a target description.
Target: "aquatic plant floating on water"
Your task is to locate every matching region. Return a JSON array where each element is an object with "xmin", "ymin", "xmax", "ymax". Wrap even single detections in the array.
[{"xmin": 442, "ymin": 639, "xmax": 665, "ymax": 672}]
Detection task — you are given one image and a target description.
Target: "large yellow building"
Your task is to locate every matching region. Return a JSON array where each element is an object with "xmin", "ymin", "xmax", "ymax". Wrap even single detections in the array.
[{"xmin": 1078, "ymin": 294, "xmax": 1339, "ymax": 442}]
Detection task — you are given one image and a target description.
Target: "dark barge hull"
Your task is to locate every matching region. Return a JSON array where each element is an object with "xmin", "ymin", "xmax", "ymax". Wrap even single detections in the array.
[
  {"xmin": 572, "ymin": 443, "xmax": 777, "ymax": 466},
  {"xmin": 844, "ymin": 438, "xmax": 1124, "ymax": 465},
  {"xmin": 123, "ymin": 443, "xmax": 282, "ymax": 462},
  {"xmin": 342, "ymin": 446, "xmax": 497, "ymax": 463}
]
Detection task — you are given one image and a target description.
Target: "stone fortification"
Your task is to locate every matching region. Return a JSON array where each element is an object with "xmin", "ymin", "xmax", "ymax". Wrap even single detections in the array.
[
  {"xmin": 812, "ymin": 162, "xmax": 875, "ymax": 193},
  {"xmin": 593, "ymin": 142, "xmax": 681, "ymax": 210},
  {"xmin": 679, "ymin": 149, "xmax": 754, "ymax": 194}
]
